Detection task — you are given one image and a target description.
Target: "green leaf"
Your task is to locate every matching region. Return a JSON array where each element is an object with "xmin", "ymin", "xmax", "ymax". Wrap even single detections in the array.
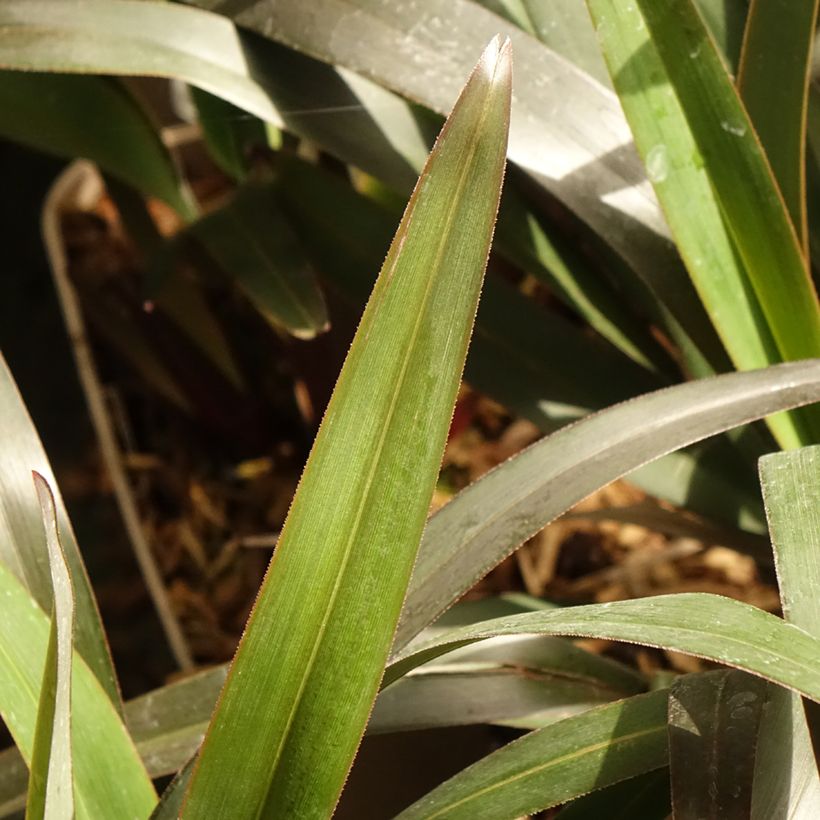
[
  {"xmin": 668, "ymin": 670, "xmax": 767, "ymax": 818},
  {"xmin": 386, "ymin": 594, "xmax": 820, "ymax": 699},
  {"xmin": 371, "ymin": 634, "xmax": 644, "ymax": 733},
  {"xmin": 0, "ymin": 563, "xmax": 155, "ymax": 819},
  {"xmin": 394, "ymin": 690, "xmax": 669, "ymax": 820},
  {"xmin": 0, "ymin": 352, "xmax": 121, "ymax": 708},
  {"xmin": 25, "ymin": 475, "xmax": 75, "ymax": 820},
  {"xmin": 393, "ymin": 360, "xmax": 820, "ymax": 651},
  {"xmin": 757, "ymin": 444, "xmax": 820, "ymax": 816},
  {"xmin": 737, "ymin": 0, "xmax": 818, "ymax": 248},
  {"xmin": 587, "ymin": 0, "xmax": 820, "ymax": 446},
  {"xmin": 186, "ymin": 182, "xmax": 329, "ymax": 339},
  {"xmin": 180, "ymin": 38, "xmax": 512, "ymax": 819},
  {"xmin": 0, "ymin": 72, "xmax": 195, "ymax": 219},
  {"xmin": 761, "ymin": 445, "xmax": 820, "ymax": 632}
]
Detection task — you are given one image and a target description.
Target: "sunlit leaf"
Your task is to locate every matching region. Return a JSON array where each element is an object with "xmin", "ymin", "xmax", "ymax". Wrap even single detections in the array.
[
  {"xmin": 25, "ymin": 475, "xmax": 76, "ymax": 820},
  {"xmin": 180, "ymin": 38, "xmax": 512, "ymax": 819},
  {"xmin": 394, "ymin": 361, "xmax": 820, "ymax": 650},
  {"xmin": 0, "ymin": 352, "xmax": 120, "ymax": 707}
]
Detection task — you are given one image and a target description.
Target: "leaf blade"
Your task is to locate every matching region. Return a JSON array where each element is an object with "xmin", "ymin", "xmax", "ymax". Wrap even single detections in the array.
[{"xmin": 180, "ymin": 38, "xmax": 512, "ymax": 819}]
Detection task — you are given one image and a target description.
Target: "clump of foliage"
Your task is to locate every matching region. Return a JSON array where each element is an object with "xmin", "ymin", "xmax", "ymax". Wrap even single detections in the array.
[{"xmin": 2, "ymin": 0, "xmax": 820, "ymax": 817}]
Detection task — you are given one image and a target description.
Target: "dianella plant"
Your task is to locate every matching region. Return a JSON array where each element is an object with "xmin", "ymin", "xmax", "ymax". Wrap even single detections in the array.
[{"xmin": 2, "ymin": 0, "xmax": 820, "ymax": 817}]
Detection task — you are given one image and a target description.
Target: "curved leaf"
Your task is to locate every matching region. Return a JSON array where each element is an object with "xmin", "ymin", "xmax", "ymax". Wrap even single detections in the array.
[
  {"xmin": 386, "ymin": 594, "xmax": 820, "ymax": 700},
  {"xmin": 0, "ymin": 563, "xmax": 155, "ymax": 819},
  {"xmin": 394, "ymin": 360, "xmax": 820, "ymax": 651},
  {"xmin": 0, "ymin": 352, "xmax": 120, "ymax": 707},
  {"xmin": 394, "ymin": 690, "xmax": 669, "ymax": 820}
]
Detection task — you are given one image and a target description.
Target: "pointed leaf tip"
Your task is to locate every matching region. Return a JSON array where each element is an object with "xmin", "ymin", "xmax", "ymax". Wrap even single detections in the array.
[{"xmin": 479, "ymin": 35, "xmax": 512, "ymax": 81}]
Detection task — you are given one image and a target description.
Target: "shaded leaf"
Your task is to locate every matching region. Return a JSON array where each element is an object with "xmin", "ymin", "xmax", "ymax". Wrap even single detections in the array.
[
  {"xmin": 668, "ymin": 670, "xmax": 767, "ymax": 819},
  {"xmin": 556, "ymin": 769, "xmax": 670, "ymax": 819},
  {"xmin": 187, "ymin": 183, "xmax": 328, "ymax": 338},
  {"xmin": 0, "ymin": 72, "xmax": 195, "ymax": 219},
  {"xmin": 737, "ymin": 0, "xmax": 818, "ymax": 247}
]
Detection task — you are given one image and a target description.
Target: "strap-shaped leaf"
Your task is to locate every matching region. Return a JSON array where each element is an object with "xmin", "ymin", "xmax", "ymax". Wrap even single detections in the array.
[
  {"xmin": 757, "ymin": 444, "xmax": 820, "ymax": 816},
  {"xmin": 386, "ymin": 594, "xmax": 820, "ymax": 699},
  {"xmin": 555, "ymin": 770, "xmax": 670, "ymax": 819},
  {"xmin": 0, "ymin": 352, "xmax": 121, "ymax": 708},
  {"xmin": 183, "ymin": 183, "xmax": 329, "ymax": 339},
  {"xmin": 394, "ymin": 690, "xmax": 669, "ymax": 819},
  {"xmin": 668, "ymin": 670, "xmax": 767, "ymax": 818},
  {"xmin": 0, "ymin": 563, "xmax": 155, "ymax": 819},
  {"xmin": 180, "ymin": 38, "xmax": 512, "ymax": 819},
  {"xmin": 737, "ymin": 0, "xmax": 818, "ymax": 248},
  {"xmin": 25, "ymin": 475, "xmax": 75, "ymax": 820},
  {"xmin": 393, "ymin": 360, "xmax": 820, "ymax": 651}
]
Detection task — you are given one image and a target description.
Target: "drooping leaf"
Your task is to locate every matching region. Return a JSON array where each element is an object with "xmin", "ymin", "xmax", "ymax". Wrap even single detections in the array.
[
  {"xmin": 386, "ymin": 594, "xmax": 820, "ymax": 700},
  {"xmin": 180, "ymin": 38, "xmax": 512, "ymax": 819},
  {"xmin": 0, "ymin": 72, "xmax": 195, "ymax": 219},
  {"xmin": 0, "ymin": 563, "xmax": 155, "ymax": 819},
  {"xmin": 393, "ymin": 360, "xmax": 820, "ymax": 651},
  {"xmin": 185, "ymin": 182, "xmax": 329, "ymax": 339},
  {"xmin": 394, "ymin": 690, "xmax": 669, "ymax": 820},
  {"xmin": 668, "ymin": 670, "xmax": 767, "ymax": 819},
  {"xmin": 25, "ymin": 475, "xmax": 76, "ymax": 820},
  {"xmin": 0, "ymin": 352, "xmax": 121, "ymax": 707},
  {"xmin": 588, "ymin": 0, "xmax": 820, "ymax": 446},
  {"xmin": 737, "ymin": 0, "xmax": 818, "ymax": 248}
]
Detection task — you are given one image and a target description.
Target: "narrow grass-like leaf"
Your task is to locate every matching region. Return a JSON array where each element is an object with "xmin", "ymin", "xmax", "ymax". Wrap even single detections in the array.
[
  {"xmin": 393, "ymin": 360, "xmax": 820, "ymax": 651},
  {"xmin": 0, "ymin": 353, "xmax": 120, "ymax": 707},
  {"xmin": 180, "ymin": 39, "xmax": 512, "ymax": 819},
  {"xmin": 737, "ymin": 0, "xmax": 818, "ymax": 248},
  {"xmin": 386, "ymin": 594, "xmax": 820, "ymax": 699},
  {"xmin": 150, "ymin": 756, "xmax": 197, "ymax": 820},
  {"xmin": 394, "ymin": 690, "xmax": 669, "ymax": 820},
  {"xmin": 761, "ymin": 445, "xmax": 820, "ymax": 631},
  {"xmin": 668, "ymin": 670, "xmax": 767, "ymax": 818},
  {"xmin": 186, "ymin": 183, "xmax": 328, "ymax": 338},
  {"xmin": 556, "ymin": 770, "xmax": 670, "ymax": 819},
  {"xmin": 193, "ymin": 0, "xmax": 728, "ymax": 371},
  {"xmin": 0, "ymin": 563, "xmax": 155, "ymax": 819},
  {"xmin": 588, "ymin": 0, "xmax": 820, "ymax": 445},
  {"xmin": 0, "ymin": 72, "xmax": 195, "ymax": 219},
  {"xmin": 757, "ymin": 444, "xmax": 820, "ymax": 816},
  {"xmin": 25, "ymin": 474, "xmax": 75, "ymax": 820},
  {"xmin": 372, "ymin": 635, "xmax": 643, "ymax": 734}
]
